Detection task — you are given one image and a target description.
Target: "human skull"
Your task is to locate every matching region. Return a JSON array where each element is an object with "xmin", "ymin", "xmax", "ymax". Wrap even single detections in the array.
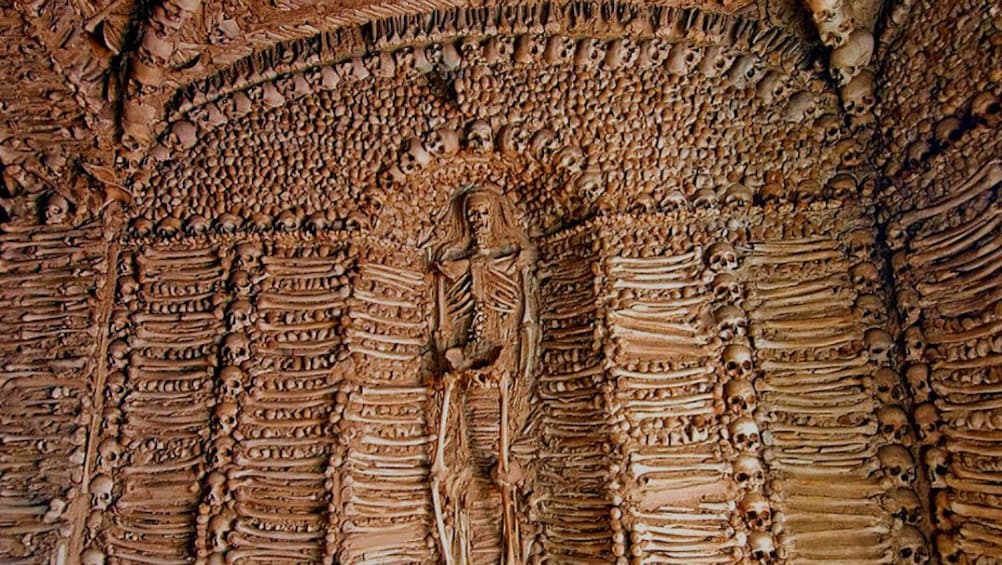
[
  {"xmin": 783, "ymin": 92, "xmax": 816, "ymax": 122},
  {"xmin": 897, "ymin": 287, "xmax": 922, "ymax": 326},
  {"xmin": 756, "ymin": 71, "xmax": 789, "ymax": 105},
  {"xmin": 553, "ymin": 145, "xmax": 584, "ymax": 173},
  {"xmin": 97, "ymin": 438, "xmax": 124, "ymax": 472},
  {"xmin": 208, "ymin": 509, "xmax": 235, "ymax": 552},
  {"xmin": 878, "ymin": 444, "xmax": 916, "ymax": 487},
  {"xmin": 104, "ymin": 370, "xmax": 127, "ymax": 402},
  {"xmin": 865, "ymin": 328, "xmax": 895, "ymax": 364},
  {"xmin": 43, "ymin": 193, "xmax": 70, "ymax": 224},
  {"xmin": 483, "ymin": 36, "xmax": 513, "ymax": 65},
  {"xmin": 204, "ymin": 471, "xmax": 228, "ymax": 506},
  {"xmin": 698, "ymin": 45, "xmax": 736, "ymax": 78},
  {"xmin": 829, "ymin": 30, "xmax": 874, "ymax": 85},
  {"xmin": 729, "ymin": 416, "xmax": 760, "ymax": 451},
  {"xmin": 529, "ymin": 128, "xmax": 557, "ymax": 158},
  {"xmin": 185, "ymin": 214, "xmax": 210, "ymax": 236},
  {"xmin": 706, "ymin": 241, "xmax": 739, "ymax": 271},
  {"xmin": 722, "ymin": 183, "xmax": 753, "ymax": 207},
  {"xmin": 398, "ymin": 137, "xmax": 431, "ymax": 175},
  {"xmin": 169, "ymin": 120, "xmax": 198, "ymax": 149},
  {"xmin": 934, "ymin": 117, "xmax": 964, "ymax": 147},
  {"xmin": 604, "ymin": 38, "xmax": 638, "ymax": 69},
  {"xmin": 274, "ymin": 210, "xmax": 299, "ymax": 232},
  {"xmin": 209, "ymin": 436, "xmax": 235, "ymax": 468},
  {"xmin": 90, "ymin": 474, "xmax": 114, "ymax": 510},
  {"xmin": 971, "ymin": 91, "xmax": 1001, "ymax": 126},
  {"xmin": 714, "ymin": 305, "xmax": 748, "ymax": 340},
  {"xmin": 215, "ymin": 401, "xmax": 239, "ymax": 434},
  {"xmin": 497, "ymin": 125, "xmax": 528, "ymax": 156},
  {"xmin": 235, "ymin": 242, "xmax": 262, "ymax": 270},
  {"xmin": 913, "ymin": 403, "xmax": 940, "ymax": 442},
  {"xmin": 846, "ymin": 228, "xmax": 876, "ymax": 259},
  {"xmin": 712, "ymin": 272, "xmax": 742, "ymax": 303},
  {"xmin": 883, "ymin": 487, "xmax": 923, "ymax": 526},
  {"xmin": 877, "ymin": 405, "xmax": 911, "ymax": 445},
  {"xmin": 222, "ymin": 332, "xmax": 250, "ymax": 364},
  {"xmin": 723, "ymin": 344, "xmax": 754, "ymax": 379},
  {"xmin": 157, "ymin": 217, "xmax": 182, "ymax": 238},
  {"xmin": 724, "ymin": 379, "xmax": 756, "ymax": 416},
  {"xmin": 924, "ymin": 447, "xmax": 949, "ymax": 489},
  {"xmin": 748, "ymin": 532, "xmax": 776, "ymax": 562},
  {"xmin": 874, "ymin": 367, "xmax": 906, "ymax": 404},
  {"xmin": 638, "ymin": 39, "xmax": 670, "ymax": 68},
  {"xmin": 850, "ymin": 261, "xmax": 880, "ymax": 291},
  {"xmin": 467, "ymin": 120, "xmax": 493, "ymax": 153},
  {"xmin": 903, "ymin": 362, "xmax": 929, "ymax": 402},
  {"xmin": 855, "ymin": 294, "xmax": 887, "ymax": 328},
  {"xmin": 692, "ymin": 188, "xmax": 718, "ymax": 209},
  {"xmin": 732, "ymin": 454, "xmax": 765, "ymax": 488},
  {"xmin": 935, "ymin": 533, "xmax": 961, "ymax": 564},
  {"xmin": 226, "ymin": 299, "xmax": 253, "ymax": 330},
  {"xmin": 514, "ymin": 34, "xmax": 544, "ymax": 65},
  {"xmin": 740, "ymin": 492, "xmax": 772, "ymax": 530},
  {"xmin": 216, "ymin": 213, "xmax": 241, "ymax": 234},
  {"xmin": 841, "ymin": 70, "xmax": 876, "ymax": 116},
  {"xmin": 573, "ymin": 38, "xmax": 604, "ymax": 69},
  {"xmin": 726, "ymin": 54, "xmax": 760, "ymax": 88},
  {"xmin": 543, "ymin": 35, "xmax": 576, "ymax": 65},
  {"xmin": 667, "ymin": 41, "xmax": 700, "ymax": 74},
  {"xmin": 903, "ymin": 325, "xmax": 926, "ymax": 361},
  {"xmin": 425, "ymin": 127, "xmax": 459, "ymax": 155},
  {"xmin": 219, "ymin": 365, "xmax": 245, "ymax": 398},
  {"xmin": 81, "ymin": 548, "xmax": 105, "ymax": 565},
  {"xmin": 896, "ymin": 525, "xmax": 929, "ymax": 564}
]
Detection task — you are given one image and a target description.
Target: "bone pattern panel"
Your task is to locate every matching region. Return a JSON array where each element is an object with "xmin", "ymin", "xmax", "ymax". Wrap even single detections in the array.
[
  {"xmin": 104, "ymin": 243, "xmax": 226, "ymax": 563},
  {"xmin": 890, "ymin": 162, "xmax": 1002, "ymax": 563},
  {"xmin": 340, "ymin": 252, "xmax": 437, "ymax": 563},
  {"xmin": 600, "ymin": 216, "xmax": 741, "ymax": 563},
  {"xmin": 533, "ymin": 226, "xmax": 615, "ymax": 563},
  {"xmin": 743, "ymin": 211, "xmax": 903, "ymax": 562},
  {"xmin": 220, "ymin": 241, "xmax": 354, "ymax": 563},
  {"xmin": 0, "ymin": 222, "xmax": 107, "ymax": 561}
]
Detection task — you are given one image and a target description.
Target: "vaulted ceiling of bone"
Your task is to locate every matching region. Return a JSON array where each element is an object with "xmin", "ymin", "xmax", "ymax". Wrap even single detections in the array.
[{"xmin": 0, "ymin": 0, "xmax": 1000, "ymax": 563}]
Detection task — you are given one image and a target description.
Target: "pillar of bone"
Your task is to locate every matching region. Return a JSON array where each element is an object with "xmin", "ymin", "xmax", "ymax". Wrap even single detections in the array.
[
  {"xmin": 597, "ymin": 212, "xmax": 743, "ymax": 563},
  {"xmin": 92, "ymin": 239, "xmax": 226, "ymax": 561},
  {"xmin": 530, "ymin": 223, "xmax": 617, "ymax": 562},
  {"xmin": 0, "ymin": 219, "xmax": 110, "ymax": 561},
  {"xmin": 742, "ymin": 204, "xmax": 908, "ymax": 561},
  {"xmin": 338, "ymin": 240, "xmax": 436, "ymax": 562}
]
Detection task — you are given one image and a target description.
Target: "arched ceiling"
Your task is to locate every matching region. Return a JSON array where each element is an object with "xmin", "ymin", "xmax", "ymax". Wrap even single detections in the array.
[{"xmin": 0, "ymin": 0, "xmax": 887, "ymax": 224}]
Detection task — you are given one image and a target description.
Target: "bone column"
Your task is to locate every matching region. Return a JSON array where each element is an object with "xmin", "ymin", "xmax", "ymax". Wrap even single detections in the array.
[
  {"xmin": 742, "ymin": 207, "xmax": 907, "ymax": 561},
  {"xmin": 0, "ymin": 219, "xmax": 110, "ymax": 562},
  {"xmin": 888, "ymin": 162, "xmax": 1002, "ymax": 562},
  {"xmin": 530, "ymin": 223, "xmax": 616, "ymax": 562},
  {"xmin": 338, "ymin": 243, "xmax": 437, "ymax": 563}
]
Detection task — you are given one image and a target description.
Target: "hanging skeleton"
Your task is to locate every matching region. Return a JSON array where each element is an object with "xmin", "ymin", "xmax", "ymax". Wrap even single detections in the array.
[{"xmin": 428, "ymin": 185, "xmax": 539, "ymax": 565}]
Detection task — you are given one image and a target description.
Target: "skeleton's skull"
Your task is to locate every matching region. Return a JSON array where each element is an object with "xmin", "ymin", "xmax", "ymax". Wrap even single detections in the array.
[
  {"xmin": 692, "ymin": 188, "xmax": 718, "ymax": 209},
  {"xmin": 186, "ymin": 214, "xmax": 210, "ymax": 236},
  {"xmin": 723, "ymin": 183, "xmax": 753, "ymax": 207},
  {"xmin": 43, "ymin": 193, "xmax": 70, "ymax": 224},
  {"xmin": 830, "ymin": 30, "xmax": 874, "ymax": 86},
  {"xmin": 874, "ymin": 367, "xmax": 906, "ymax": 404},
  {"xmin": 399, "ymin": 137, "xmax": 431, "ymax": 174},
  {"xmin": 732, "ymin": 454, "xmax": 765, "ymax": 488},
  {"xmin": 226, "ymin": 299, "xmax": 253, "ymax": 330},
  {"xmin": 464, "ymin": 191, "xmax": 494, "ymax": 246},
  {"xmin": 104, "ymin": 370, "xmax": 127, "ymax": 402},
  {"xmin": 883, "ymin": 487, "xmax": 923, "ymax": 526},
  {"xmin": 877, "ymin": 405, "xmax": 911, "ymax": 445},
  {"xmin": 603, "ymin": 38, "xmax": 638, "ymax": 69},
  {"xmin": 544, "ymin": 35, "xmax": 576, "ymax": 65},
  {"xmin": 90, "ymin": 474, "xmax": 114, "ymax": 510},
  {"xmin": 850, "ymin": 261, "xmax": 880, "ymax": 291},
  {"xmin": 841, "ymin": 71, "xmax": 876, "ymax": 117},
  {"xmin": 935, "ymin": 533, "xmax": 961, "ymax": 564},
  {"xmin": 667, "ymin": 41, "xmax": 700, "ymax": 74},
  {"xmin": 467, "ymin": 120, "xmax": 494, "ymax": 153},
  {"xmin": 712, "ymin": 272, "xmax": 742, "ymax": 303},
  {"xmin": 235, "ymin": 242, "xmax": 263, "ymax": 270},
  {"xmin": 740, "ymin": 492, "xmax": 772, "ymax": 531},
  {"xmin": 924, "ymin": 447, "xmax": 949, "ymax": 489},
  {"xmin": 904, "ymin": 325, "xmax": 926, "ymax": 361},
  {"xmin": 729, "ymin": 416, "xmax": 760, "ymax": 451},
  {"xmin": 913, "ymin": 403, "xmax": 940, "ymax": 442},
  {"xmin": 81, "ymin": 548, "xmax": 105, "ymax": 565},
  {"xmin": 905, "ymin": 363, "xmax": 932, "ymax": 403},
  {"xmin": 706, "ymin": 242, "xmax": 739, "ymax": 272},
  {"xmin": 215, "ymin": 401, "xmax": 239, "ymax": 434},
  {"xmin": 723, "ymin": 344, "xmax": 754, "ymax": 378},
  {"xmin": 865, "ymin": 328, "xmax": 895, "ymax": 364},
  {"xmin": 725, "ymin": 379, "xmax": 756, "ymax": 415},
  {"xmin": 204, "ymin": 471, "xmax": 228, "ymax": 507},
  {"xmin": 208, "ymin": 509, "xmax": 235, "ymax": 552},
  {"xmin": 425, "ymin": 128, "xmax": 459, "ymax": 155},
  {"xmin": 222, "ymin": 332, "xmax": 250, "ymax": 364},
  {"xmin": 748, "ymin": 532, "xmax": 776, "ymax": 562},
  {"xmin": 514, "ymin": 34, "xmax": 544, "ymax": 65},
  {"xmin": 756, "ymin": 71, "xmax": 789, "ymax": 105},
  {"xmin": 897, "ymin": 288, "xmax": 922, "ymax": 326},
  {"xmin": 727, "ymin": 54, "xmax": 760, "ymax": 88},
  {"xmin": 971, "ymin": 91, "xmax": 1001, "ymax": 126},
  {"xmin": 854, "ymin": 294, "xmax": 886, "ymax": 327},
  {"xmin": 714, "ymin": 305, "xmax": 748, "ymax": 340},
  {"xmin": 219, "ymin": 365, "xmax": 245, "ymax": 398},
  {"xmin": 638, "ymin": 39, "xmax": 670, "ymax": 68},
  {"xmin": 97, "ymin": 438, "xmax": 124, "ymax": 472},
  {"xmin": 896, "ymin": 525, "xmax": 929, "ymax": 564},
  {"xmin": 878, "ymin": 444, "xmax": 916, "ymax": 487}
]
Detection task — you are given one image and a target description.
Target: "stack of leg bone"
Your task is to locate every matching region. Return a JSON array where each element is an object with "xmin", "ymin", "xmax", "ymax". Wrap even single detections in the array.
[
  {"xmin": 888, "ymin": 162, "xmax": 1002, "ymax": 563},
  {"xmin": 530, "ymin": 226, "xmax": 615, "ymax": 563},
  {"xmin": 0, "ymin": 221, "xmax": 106, "ymax": 561},
  {"xmin": 103, "ymin": 242, "xmax": 225, "ymax": 562},
  {"xmin": 743, "ymin": 211, "xmax": 903, "ymax": 562},
  {"xmin": 340, "ymin": 248, "xmax": 436, "ymax": 563},
  {"xmin": 601, "ymin": 215, "xmax": 740, "ymax": 564},
  {"xmin": 221, "ymin": 240, "xmax": 352, "ymax": 563}
]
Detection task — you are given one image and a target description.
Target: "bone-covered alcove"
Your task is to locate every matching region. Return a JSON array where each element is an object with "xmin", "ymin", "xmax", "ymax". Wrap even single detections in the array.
[{"xmin": 0, "ymin": 0, "xmax": 1000, "ymax": 563}]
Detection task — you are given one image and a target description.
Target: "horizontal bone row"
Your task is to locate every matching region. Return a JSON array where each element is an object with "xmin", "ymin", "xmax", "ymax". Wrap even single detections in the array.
[
  {"xmin": 889, "ymin": 161, "xmax": 1002, "ymax": 563},
  {"xmin": 601, "ymin": 218, "xmax": 742, "ymax": 565},
  {"xmin": 531, "ymin": 229, "xmax": 616, "ymax": 563},
  {"xmin": 743, "ymin": 215, "xmax": 923, "ymax": 562},
  {"xmin": 339, "ymin": 254, "xmax": 439, "ymax": 563},
  {"xmin": 91, "ymin": 243, "xmax": 226, "ymax": 563},
  {"xmin": 0, "ymin": 221, "xmax": 107, "ymax": 562}
]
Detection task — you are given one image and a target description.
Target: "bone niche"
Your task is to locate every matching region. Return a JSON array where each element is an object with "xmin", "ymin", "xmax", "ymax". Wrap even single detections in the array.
[{"xmin": 427, "ymin": 185, "xmax": 540, "ymax": 564}]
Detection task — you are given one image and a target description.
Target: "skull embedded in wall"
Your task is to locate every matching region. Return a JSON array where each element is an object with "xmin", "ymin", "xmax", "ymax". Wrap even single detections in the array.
[
  {"xmin": 43, "ymin": 193, "xmax": 70, "ymax": 224},
  {"xmin": 81, "ymin": 548, "xmax": 105, "ymax": 565},
  {"xmin": 219, "ymin": 365, "xmax": 245, "ymax": 398},
  {"xmin": 874, "ymin": 368, "xmax": 906, "ymax": 404},
  {"xmin": 667, "ymin": 41, "xmax": 700, "ymax": 74},
  {"xmin": 203, "ymin": 471, "xmax": 228, "ymax": 506},
  {"xmin": 215, "ymin": 401, "xmax": 239, "ymax": 434},
  {"xmin": 756, "ymin": 71, "xmax": 789, "ymax": 105},
  {"xmin": 725, "ymin": 379, "xmax": 756, "ymax": 415},
  {"xmin": 712, "ymin": 272, "xmax": 742, "ymax": 303},
  {"xmin": 226, "ymin": 299, "xmax": 253, "ymax": 330},
  {"xmin": 714, "ymin": 305, "xmax": 748, "ymax": 340},
  {"xmin": 543, "ymin": 35, "xmax": 575, "ymax": 65},
  {"xmin": 235, "ymin": 242, "xmax": 263, "ymax": 270},
  {"xmin": 514, "ymin": 34, "xmax": 544, "ymax": 65},
  {"xmin": 830, "ymin": 30, "xmax": 874, "ymax": 86},
  {"xmin": 638, "ymin": 39, "xmax": 670, "ymax": 68},
  {"xmin": 935, "ymin": 533, "xmax": 961, "ymax": 564},
  {"xmin": 883, "ymin": 487, "xmax": 923, "ymax": 526},
  {"xmin": 748, "ymin": 532, "xmax": 776, "ymax": 562},
  {"xmin": 865, "ymin": 328, "xmax": 895, "ymax": 364},
  {"xmin": 896, "ymin": 525, "xmax": 929, "ymax": 564},
  {"xmin": 222, "ymin": 332, "xmax": 250, "ymax": 364},
  {"xmin": 398, "ymin": 137, "xmax": 431, "ymax": 174},
  {"xmin": 698, "ymin": 45, "xmax": 735, "ymax": 78},
  {"xmin": 854, "ymin": 294, "xmax": 886, "ymax": 327},
  {"xmin": 467, "ymin": 121, "xmax": 494, "ymax": 153},
  {"xmin": 850, "ymin": 261, "xmax": 880, "ymax": 291},
  {"xmin": 923, "ymin": 447, "xmax": 949, "ymax": 489},
  {"xmin": 740, "ymin": 492, "xmax": 772, "ymax": 531},
  {"xmin": 826, "ymin": 172, "xmax": 857, "ymax": 200},
  {"xmin": 722, "ymin": 183, "xmax": 753, "ymax": 207},
  {"xmin": 97, "ymin": 438, "xmax": 124, "ymax": 472},
  {"xmin": 726, "ymin": 54, "xmax": 760, "ymax": 88},
  {"xmin": 905, "ymin": 363, "xmax": 931, "ymax": 403},
  {"xmin": 903, "ymin": 326, "xmax": 926, "ymax": 361},
  {"xmin": 897, "ymin": 288, "xmax": 922, "ymax": 326},
  {"xmin": 723, "ymin": 344, "xmax": 754, "ymax": 379},
  {"xmin": 706, "ymin": 242, "xmax": 739, "ymax": 272},
  {"xmin": 732, "ymin": 454, "xmax": 765, "ymax": 488},
  {"xmin": 971, "ymin": 91, "xmax": 1001, "ymax": 126},
  {"xmin": 90, "ymin": 474, "xmax": 114, "ymax": 510},
  {"xmin": 729, "ymin": 416, "xmax": 760, "ymax": 451},
  {"xmin": 878, "ymin": 444, "xmax": 915, "ymax": 487},
  {"xmin": 913, "ymin": 403, "xmax": 940, "ymax": 442},
  {"xmin": 604, "ymin": 38, "xmax": 638, "ymax": 69},
  {"xmin": 425, "ymin": 128, "xmax": 459, "ymax": 156},
  {"xmin": 840, "ymin": 70, "xmax": 875, "ymax": 119},
  {"xmin": 877, "ymin": 405, "xmax": 910, "ymax": 445}
]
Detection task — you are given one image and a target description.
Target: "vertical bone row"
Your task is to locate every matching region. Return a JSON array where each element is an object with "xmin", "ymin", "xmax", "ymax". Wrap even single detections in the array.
[
  {"xmin": 100, "ymin": 242, "xmax": 226, "ymax": 562},
  {"xmin": 531, "ymin": 225, "xmax": 615, "ymax": 562},
  {"xmin": 599, "ymin": 214, "xmax": 741, "ymax": 564},
  {"xmin": 742, "ymin": 210, "xmax": 915, "ymax": 561},
  {"xmin": 339, "ymin": 246, "xmax": 437, "ymax": 563},
  {"xmin": 888, "ymin": 162, "xmax": 1002, "ymax": 563},
  {"xmin": 220, "ymin": 240, "xmax": 353, "ymax": 563},
  {"xmin": 0, "ymin": 221, "xmax": 107, "ymax": 561}
]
